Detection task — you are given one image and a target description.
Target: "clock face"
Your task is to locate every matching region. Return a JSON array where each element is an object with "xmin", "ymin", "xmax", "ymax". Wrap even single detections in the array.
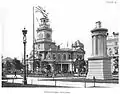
[
  {"xmin": 46, "ymin": 33, "xmax": 51, "ymax": 39},
  {"xmin": 38, "ymin": 33, "xmax": 43, "ymax": 39}
]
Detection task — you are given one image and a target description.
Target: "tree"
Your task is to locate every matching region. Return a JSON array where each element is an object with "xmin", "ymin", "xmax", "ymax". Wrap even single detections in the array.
[
  {"xmin": 113, "ymin": 58, "xmax": 119, "ymax": 74},
  {"xmin": 13, "ymin": 58, "xmax": 23, "ymax": 70},
  {"xmin": 5, "ymin": 60, "xmax": 13, "ymax": 71},
  {"xmin": 41, "ymin": 61, "xmax": 49, "ymax": 69},
  {"xmin": 46, "ymin": 65, "xmax": 51, "ymax": 71},
  {"xmin": 74, "ymin": 55, "xmax": 86, "ymax": 76},
  {"xmin": 52, "ymin": 61, "xmax": 59, "ymax": 72}
]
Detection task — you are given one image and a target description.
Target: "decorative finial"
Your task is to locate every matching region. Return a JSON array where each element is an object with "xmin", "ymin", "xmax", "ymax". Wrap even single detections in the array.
[{"xmin": 96, "ymin": 21, "xmax": 101, "ymax": 28}]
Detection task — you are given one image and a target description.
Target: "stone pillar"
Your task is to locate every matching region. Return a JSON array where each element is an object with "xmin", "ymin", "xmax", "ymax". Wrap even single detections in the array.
[
  {"xmin": 61, "ymin": 63, "xmax": 62, "ymax": 71},
  {"xmin": 93, "ymin": 36, "xmax": 96, "ymax": 56},
  {"xmin": 97, "ymin": 35, "xmax": 101, "ymax": 56},
  {"xmin": 92, "ymin": 35, "xmax": 98, "ymax": 56},
  {"xmin": 92, "ymin": 36, "xmax": 94, "ymax": 55},
  {"xmin": 95, "ymin": 36, "xmax": 98, "ymax": 55},
  {"xmin": 103, "ymin": 35, "xmax": 107, "ymax": 56},
  {"xmin": 50, "ymin": 63, "xmax": 54, "ymax": 72},
  {"xmin": 69, "ymin": 64, "xmax": 72, "ymax": 72},
  {"xmin": 87, "ymin": 21, "xmax": 112, "ymax": 79},
  {"xmin": 97, "ymin": 35, "xmax": 104, "ymax": 56}
]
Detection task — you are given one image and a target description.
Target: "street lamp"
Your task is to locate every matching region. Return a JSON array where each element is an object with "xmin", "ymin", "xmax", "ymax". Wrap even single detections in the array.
[
  {"xmin": 26, "ymin": 55, "xmax": 29, "ymax": 77},
  {"xmin": 22, "ymin": 28, "xmax": 27, "ymax": 85}
]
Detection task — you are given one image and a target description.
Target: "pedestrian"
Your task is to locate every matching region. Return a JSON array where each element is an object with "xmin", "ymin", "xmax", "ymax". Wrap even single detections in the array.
[{"xmin": 14, "ymin": 71, "xmax": 17, "ymax": 78}]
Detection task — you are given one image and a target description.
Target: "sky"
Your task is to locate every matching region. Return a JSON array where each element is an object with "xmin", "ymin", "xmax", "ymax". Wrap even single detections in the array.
[{"xmin": 0, "ymin": 0, "xmax": 119, "ymax": 60}]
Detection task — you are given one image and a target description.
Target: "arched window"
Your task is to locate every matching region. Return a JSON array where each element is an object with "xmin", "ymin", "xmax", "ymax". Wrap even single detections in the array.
[
  {"xmin": 58, "ymin": 54, "xmax": 61, "ymax": 60},
  {"xmin": 68, "ymin": 54, "xmax": 71, "ymax": 59},
  {"xmin": 53, "ymin": 54, "xmax": 56, "ymax": 60},
  {"xmin": 63, "ymin": 54, "xmax": 66, "ymax": 60},
  {"xmin": 108, "ymin": 48, "xmax": 112, "ymax": 56},
  {"xmin": 114, "ymin": 47, "xmax": 118, "ymax": 55}
]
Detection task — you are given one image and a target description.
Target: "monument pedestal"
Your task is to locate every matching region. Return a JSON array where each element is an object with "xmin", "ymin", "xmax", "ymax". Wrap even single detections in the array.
[
  {"xmin": 87, "ymin": 56, "xmax": 112, "ymax": 79},
  {"xmin": 87, "ymin": 21, "xmax": 113, "ymax": 80}
]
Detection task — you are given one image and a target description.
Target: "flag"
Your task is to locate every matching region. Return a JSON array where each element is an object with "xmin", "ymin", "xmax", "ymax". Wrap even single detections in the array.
[{"xmin": 35, "ymin": 6, "xmax": 48, "ymax": 18}]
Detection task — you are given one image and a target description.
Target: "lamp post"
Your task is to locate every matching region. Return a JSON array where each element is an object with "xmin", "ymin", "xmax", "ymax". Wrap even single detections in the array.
[
  {"xmin": 22, "ymin": 28, "xmax": 27, "ymax": 85},
  {"xmin": 26, "ymin": 55, "xmax": 28, "ymax": 77}
]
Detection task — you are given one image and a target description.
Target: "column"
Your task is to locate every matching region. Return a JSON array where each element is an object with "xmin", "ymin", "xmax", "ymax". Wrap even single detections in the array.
[
  {"xmin": 98, "ymin": 35, "xmax": 103, "ymax": 56},
  {"xmin": 100, "ymin": 35, "xmax": 104, "ymax": 56},
  {"xmin": 72, "ymin": 64, "xmax": 74, "ymax": 72},
  {"xmin": 93, "ymin": 36, "xmax": 96, "ymax": 56},
  {"xmin": 72, "ymin": 63, "xmax": 73, "ymax": 72},
  {"xmin": 69, "ymin": 64, "xmax": 72, "ymax": 72},
  {"xmin": 103, "ymin": 36, "xmax": 105, "ymax": 56},
  {"xmin": 92, "ymin": 36, "xmax": 94, "ymax": 56},
  {"xmin": 97, "ymin": 35, "xmax": 100, "ymax": 56},
  {"xmin": 68, "ymin": 64, "xmax": 70, "ymax": 72},
  {"xmin": 61, "ymin": 63, "xmax": 62, "ymax": 71},
  {"xmin": 50, "ymin": 63, "xmax": 54, "ymax": 72},
  {"xmin": 93, "ymin": 35, "xmax": 98, "ymax": 56},
  {"xmin": 103, "ymin": 35, "xmax": 107, "ymax": 56},
  {"xmin": 95, "ymin": 35, "xmax": 98, "ymax": 56}
]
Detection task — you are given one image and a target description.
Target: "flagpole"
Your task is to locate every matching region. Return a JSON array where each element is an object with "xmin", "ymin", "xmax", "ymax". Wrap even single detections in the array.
[{"xmin": 33, "ymin": 6, "xmax": 35, "ymax": 72}]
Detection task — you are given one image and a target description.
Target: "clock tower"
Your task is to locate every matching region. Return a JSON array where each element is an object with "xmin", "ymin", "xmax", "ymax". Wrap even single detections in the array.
[
  {"xmin": 36, "ymin": 17, "xmax": 56, "ymax": 53},
  {"xmin": 37, "ymin": 18, "xmax": 52, "ymax": 42}
]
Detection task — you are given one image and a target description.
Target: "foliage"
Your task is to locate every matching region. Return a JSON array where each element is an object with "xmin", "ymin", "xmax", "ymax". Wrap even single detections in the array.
[
  {"xmin": 41, "ymin": 61, "xmax": 51, "ymax": 71},
  {"xmin": 41, "ymin": 61, "xmax": 48, "ymax": 68},
  {"xmin": 74, "ymin": 56, "xmax": 86, "ymax": 74},
  {"xmin": 2, "ymin": 57, "xmax": 23, "ymax": 73},
  {"xmin": 113, "ymin": 58, "xmax": 119, "ymax": 73},
  {"xmin": 34, "ymin": 60, "xmax": 40, "ymax": 68},
  {"xmin": 4, "ymin": 60, "xmax": 13, "ymax": 71},
  {"xmin": 13, "ymin": 58, "xmax": 23, "ymax": 70}
]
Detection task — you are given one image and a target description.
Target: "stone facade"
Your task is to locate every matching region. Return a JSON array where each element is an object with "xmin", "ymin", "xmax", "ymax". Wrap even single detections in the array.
[{"xmin": 107, "ymin": 32, "xmax": 119, "ymax": 73}]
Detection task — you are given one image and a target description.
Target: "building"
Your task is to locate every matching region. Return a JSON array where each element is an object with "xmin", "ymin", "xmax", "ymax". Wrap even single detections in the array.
[
  {"xmin": 107, "ymin": 32, "xmax": 119, "ymax": 73},
  {"xmin": 28, "ymin": 16, "xmax": 85, "ymax": 73}
]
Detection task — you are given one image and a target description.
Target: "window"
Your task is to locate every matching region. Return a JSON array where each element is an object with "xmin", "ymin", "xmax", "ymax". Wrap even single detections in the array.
[
  {"xmin": 58, "ymin": 54, "xmax": 61, "ymax": 60},
  {"xmin": 38, "ymin": 45, "xmax": 40, "ymax": 49},
  {"xmin": 68, "ymin": 54, "xmax": 71, "ymax": 59},
  {"xmin": 115, "ymin": 42, "xmax": 118, "ymax": 45},
  {"xmin": 53, "ymin": 54, "xmax": 56, "ymax": 60},
  {"xmin": 63, "ymin": 54, "xmax": 66, "ymax": 60},
  {"xmin": 114, "ymin": 47, "xmax": 118, "ymax": 55},
  {"xmin": 108, "ymin": 48, "xmax": 112, "ymax": 56}
]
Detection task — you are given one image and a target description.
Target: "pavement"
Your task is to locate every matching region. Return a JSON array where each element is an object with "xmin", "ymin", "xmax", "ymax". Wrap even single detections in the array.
[{"xmin": 2, "ymin": 75, "xmax": 119, "ymax": 88}]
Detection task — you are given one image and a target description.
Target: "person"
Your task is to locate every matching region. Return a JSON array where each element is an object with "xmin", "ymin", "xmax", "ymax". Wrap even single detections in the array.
[{"xmin": 14, "ymin": 71, "xmax": 17, "ymax": 78}]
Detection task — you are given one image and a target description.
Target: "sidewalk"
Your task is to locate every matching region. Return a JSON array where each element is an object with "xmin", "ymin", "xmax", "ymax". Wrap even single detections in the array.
[{"xmin": 2, "ymin": 75, "xmax": 119, "ymax": 88}]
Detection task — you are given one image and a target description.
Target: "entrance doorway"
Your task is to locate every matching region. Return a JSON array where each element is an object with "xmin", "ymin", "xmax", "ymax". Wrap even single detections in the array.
[{"xmin": 62, "ymin": 64, "xmax": 68, "ymax": 73}]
